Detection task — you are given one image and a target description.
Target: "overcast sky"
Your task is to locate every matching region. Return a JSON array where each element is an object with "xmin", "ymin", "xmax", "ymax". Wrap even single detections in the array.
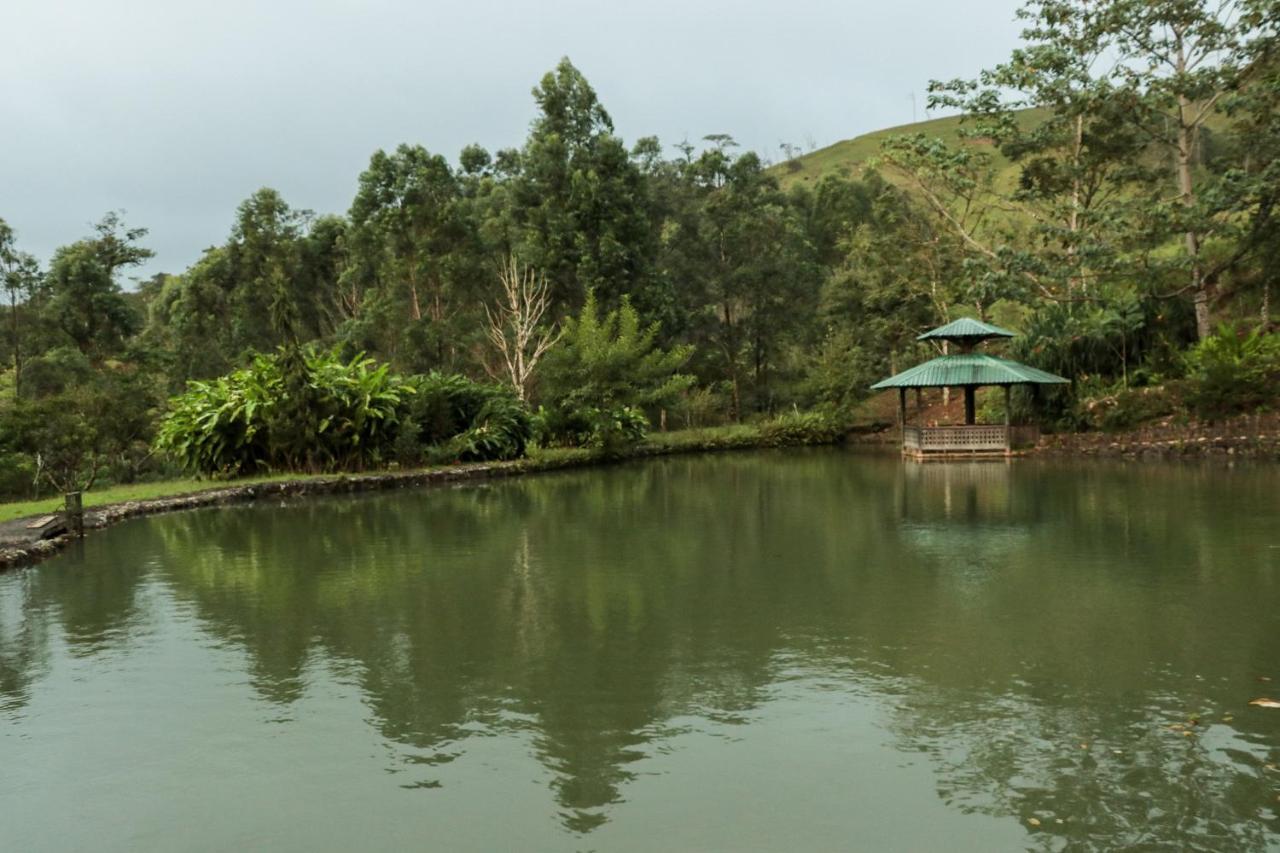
[{"xmin": 2, "ymin": 0, "xmax": 1025, "ymax": 280}]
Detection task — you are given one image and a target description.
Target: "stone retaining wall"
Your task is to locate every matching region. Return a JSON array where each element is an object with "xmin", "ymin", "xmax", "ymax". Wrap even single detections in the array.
[{"xmin": 1037, "ymin": 413, "xmax": 1280, "ymax": 460}]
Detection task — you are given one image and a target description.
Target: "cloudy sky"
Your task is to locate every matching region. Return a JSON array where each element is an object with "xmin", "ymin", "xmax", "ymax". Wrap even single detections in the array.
[{"xmin": 2, "ymin": 0, "xmax": 1024, "ymax": 280}]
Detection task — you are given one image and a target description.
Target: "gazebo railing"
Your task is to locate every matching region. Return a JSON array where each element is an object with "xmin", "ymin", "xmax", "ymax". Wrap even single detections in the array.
[{"xmin": 901, "ymin": 424, "xmax": 1039, "ymax": 454}]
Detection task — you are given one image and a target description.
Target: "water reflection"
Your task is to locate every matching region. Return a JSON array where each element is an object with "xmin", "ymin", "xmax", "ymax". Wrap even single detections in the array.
[{"xmin": 1, "ymin": 451, "xmax": 1277, "ymax": 848}]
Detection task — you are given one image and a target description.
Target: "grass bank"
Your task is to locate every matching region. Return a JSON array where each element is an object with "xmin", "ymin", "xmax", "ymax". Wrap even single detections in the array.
[
  {"xmin": 0, "ymin": 420, "xmax": 846, "ymax": 569},
  {"xmin": 0, "ymin": 472, "xmax": 328, "ymax": 524}
]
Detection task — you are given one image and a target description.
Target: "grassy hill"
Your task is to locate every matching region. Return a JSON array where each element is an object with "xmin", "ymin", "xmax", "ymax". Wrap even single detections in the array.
[{"xmin": 775, "ymin": 108, "xmax": 1047, "ymax": 190}]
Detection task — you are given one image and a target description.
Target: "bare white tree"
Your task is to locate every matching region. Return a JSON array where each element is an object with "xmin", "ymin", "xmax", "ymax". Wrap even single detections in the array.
[{"xmin": 484, "ymin": 254, "xmax": 560, "ymax": 401}]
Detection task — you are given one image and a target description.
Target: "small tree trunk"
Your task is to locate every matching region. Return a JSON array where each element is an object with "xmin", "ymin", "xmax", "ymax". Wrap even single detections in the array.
[
  {"xmin": 10, "ymin": 292, "xmax": 20, "ymax": 399},
  {"xmin": 1175, "ymin": 48, "xmax": 1210, "ymax": 340}
]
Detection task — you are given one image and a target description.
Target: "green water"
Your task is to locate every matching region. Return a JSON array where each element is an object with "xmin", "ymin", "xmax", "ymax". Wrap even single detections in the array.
[{"xmin": 1, "ymin": 450, "xmax": 1278, "ymax": 851}]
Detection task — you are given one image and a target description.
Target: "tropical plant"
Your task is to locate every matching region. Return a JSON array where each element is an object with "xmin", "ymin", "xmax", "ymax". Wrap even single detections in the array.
[
  {"xmin": 1185, "ymin": 325, "xmax": 1280, "ymax": 418},
  {"xmin": 539, "ymin": 291, "xmax": 693, "ymax": 449},
  {"xmin": 156, "ymin": 347, "xmax": 410, "ymax": 475},
  {"xmin": 436, "ymin": 394, "xmax": 534, "ymax": 463}
]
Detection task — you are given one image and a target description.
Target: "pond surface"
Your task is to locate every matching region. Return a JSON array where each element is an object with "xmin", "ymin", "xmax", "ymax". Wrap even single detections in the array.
[{"xmin": 1, "ymin": 450, "xmax": 1279, "ymax": 851}]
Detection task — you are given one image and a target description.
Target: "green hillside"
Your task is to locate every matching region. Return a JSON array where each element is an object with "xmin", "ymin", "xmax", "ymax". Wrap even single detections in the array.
[{"xmin": 776, "ymin": 108, "xmax": 1047, "ymax": 189}]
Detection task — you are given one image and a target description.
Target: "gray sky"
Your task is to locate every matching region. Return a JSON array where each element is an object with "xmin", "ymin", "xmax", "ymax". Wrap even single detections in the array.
[{"xmin": 2, "ymin": 0, "xmax": 1024, "ymax": 280}]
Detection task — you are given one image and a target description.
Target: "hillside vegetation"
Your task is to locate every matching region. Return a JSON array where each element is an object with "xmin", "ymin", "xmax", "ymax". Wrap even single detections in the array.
[{"xmin": 776, "ymin": 108, "xmax": 1048, "ymax": 190}]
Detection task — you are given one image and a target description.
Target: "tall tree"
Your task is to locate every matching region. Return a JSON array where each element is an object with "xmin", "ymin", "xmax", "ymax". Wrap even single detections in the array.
[
  {"xmin": 928, "ymin": 0, "xmax": 1146, "ymax": 298},
  {"xmin": 42, "ymin": 213, "xmax": 152, "ymax": 360},
  {"xmin": 226, "ymin": 188, "xmax": 311, "ymax": 349},
  {"xmin": 1105, "ymin": 0, "xmax": 1245, "ymax": 339},
  {"xmin": 512, "ymin": 58, "xmax": 652, "ymax": 311},
  {"xmin": 0, "ymin": 219, "xmax": 40, "ymax": 397},
  {"xmin": 661, "ymin": 146, "xmax": 818, "ymax": 417},
  {"xmin": 345, "ymin": 145, "xmax": 475, "ymax": 370},
  {"xmin": 1223, "ymin": 0, "xmax": 1280, "ymax": 325}
]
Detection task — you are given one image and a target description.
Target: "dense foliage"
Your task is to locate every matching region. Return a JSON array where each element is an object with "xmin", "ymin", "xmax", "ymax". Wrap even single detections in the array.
[
  {"xmin": 538, "ymin": 292, "xmax": 693, "ymax": 451},
  {"xmin": 1186, "ymin": 325, "xmax": 1280, "ymax": 418},
  {"xmin": 156, "ymin": 348, "xmax": 410, "ymax": 476},
  {"xmin": 399, "ymin": 371, "xmax": 533, "ymax": 463},
  {"xmin": 2, "ymin": 0, "xmax": 1280, "ymax": 497},
  {"xmin": 154, "ymin": 351, "xmax": 535, "ymax": 477}
]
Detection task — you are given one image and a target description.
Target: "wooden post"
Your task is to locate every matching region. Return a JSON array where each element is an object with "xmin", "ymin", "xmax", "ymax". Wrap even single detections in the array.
[
  {"xmin": 898, "ymin": 388, "xmax": 907, "ymax": 428},
  {"xmin": 65, "ymin": 491, "xmax": 84, "ymax": 538},
  {"xmin": 963, "ymin": 387, "xmax": 976, "ymax": 425},
  {"xmin": 1003, "ymin": 385, "xmax": 1012, "ymax": 455}
]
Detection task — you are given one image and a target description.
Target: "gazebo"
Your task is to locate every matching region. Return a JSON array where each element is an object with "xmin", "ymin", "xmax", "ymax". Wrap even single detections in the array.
[{"xmin": 870, "ymin": 318, "xmax": 1069, "ymax": 458}]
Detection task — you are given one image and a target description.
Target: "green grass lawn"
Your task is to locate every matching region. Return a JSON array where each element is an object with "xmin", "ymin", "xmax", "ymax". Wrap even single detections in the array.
[
  {"xmin": 0, "ymin": 429, "xmax": 743, "ymax": 523},
  {"xmin": 0, "ymin": 472, "xmax": 331, "ymax": 523}
]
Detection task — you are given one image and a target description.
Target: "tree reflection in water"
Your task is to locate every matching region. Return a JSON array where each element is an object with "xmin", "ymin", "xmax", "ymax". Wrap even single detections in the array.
[{"xmin": 0, "ymin": 450, "xmax": 1277, "ymax": 846}]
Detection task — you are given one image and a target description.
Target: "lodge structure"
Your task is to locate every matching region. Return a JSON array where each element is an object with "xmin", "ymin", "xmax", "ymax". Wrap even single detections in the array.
[{"xmin": 870, "ymin": 318, "xmax": 1069, "ymax": 459}]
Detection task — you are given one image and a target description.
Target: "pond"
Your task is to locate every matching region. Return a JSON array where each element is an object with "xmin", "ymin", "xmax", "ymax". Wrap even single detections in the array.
[{"xmin": 1, "ymin": 449, "xmax": 1278, "ymax": 851}]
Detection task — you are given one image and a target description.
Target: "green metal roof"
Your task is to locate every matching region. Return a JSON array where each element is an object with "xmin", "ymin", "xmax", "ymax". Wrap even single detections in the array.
[
  {"xmin": 870, "ymin": 353, "xmax": 1070, "ymax": 390},
  {"xmin": 917, "ymin": 317, "xmax": 1016, "ymax": 342}
]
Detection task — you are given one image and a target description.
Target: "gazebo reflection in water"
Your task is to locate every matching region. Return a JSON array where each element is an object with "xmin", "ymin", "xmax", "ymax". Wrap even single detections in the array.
[
  {"xmin": 892, "ymin": 462, "xmax": 1036, "ymax": 582},
  {"xmin": 870, "ymin": 318, "xmax": 1069, "ymax": 460}
]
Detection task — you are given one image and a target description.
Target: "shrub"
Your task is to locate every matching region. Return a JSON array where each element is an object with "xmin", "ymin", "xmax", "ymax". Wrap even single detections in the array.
[
  {"xmin": 406, "ymin": 372, "xmax": 493, "ymax": 445},
  {"xmin": 1082, "ymin": 385, "xmax": 1183, "ymax": 432},
  {"xmin": 434, "ymin": 394, "xmax": 534, "ymax": 463},
  {"xmin": 533, "ymin": 404, "xmax": 647, "ymax": 454},
  {"xmin": 405, "ymin": 372, "xmax": 533, "ymax": 463},
  {"xmin": 1185, "ymin": 325, "xmax": 1280, "ymax": 419},
  {"xmin": 539, "ymin": 291, "xmax": 693, "ymax": 450},
  {"xmin": 757, "ymin": 410, "xmax": 845, "ymax": 446},
  {"xmin": 156, "ymin": 347, "xmax": 410, "ymax": 476},
  {"xmin": 586, "ymin": 405, "xmax": 648, "ymax": 453},
  {"xmin": 669, "ymin": 385, "xmax": 733, "ymax": 429},
  {"xmin": 0, "ymin": 362, "xmax": 163, "ymax": 495},
  {"xmin": 0, "ymin": 452, "xmax": 36, "ymax": 500}
]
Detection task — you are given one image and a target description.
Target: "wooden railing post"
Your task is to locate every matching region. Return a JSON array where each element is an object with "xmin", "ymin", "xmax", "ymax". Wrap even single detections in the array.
[
  {"xmin": 65, "ymin": 492, "xmax": 84, "ymax": 538},
  {"xmin": 1004, "ymin": 385, "xmax": 1012, "ymax": 454}
]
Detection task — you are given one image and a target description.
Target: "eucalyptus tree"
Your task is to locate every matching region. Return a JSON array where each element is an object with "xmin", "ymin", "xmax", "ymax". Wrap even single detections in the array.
[
  {"xmin": 225, "ymin": 188, "xmax": 315, "ymax": 349},
  {"xmin": 660, "ymin": 147, "xmax": 818, "ymax": 417},
  {"xmin": 42, "ymin": 213, "xmax": 151, "ymax": 361},
  {"xmin": 0, "ymin": 219, "xmax": 40, "ymax": 397},
  {"xmin": 876, "ymin": 133, "xmax": 1024, "ymax": 314},
  {"xmin": 805, "ymin": 180, "xmax": 969, "ymax": 411},
  {"xmin": 344, "ymin": 144, "xmax": 476, "ymax": 371},
  {"xmin": 1223, "ymin": 0, "xmax": 1280, "ymax": 324},
  {"xmin": 146, "ymin": 247, "xmax": 236, "ymax": 381},
  {"xmin": 511, "ymin": 58, "xmax": 653, "ymax": 312},
  {"xmin": 1103, "ymin": 0, "xmax": 1247, "ymax": 339},
  {"xmin": 928, "ymin": 0, "xmax": 1147, "ymax": 299}
]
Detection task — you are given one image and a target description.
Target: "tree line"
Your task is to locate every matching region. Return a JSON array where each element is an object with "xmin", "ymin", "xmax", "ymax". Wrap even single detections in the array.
[{"xmin": 1, "ymin": 0, "xmax": 1278, "ymax": 496}]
